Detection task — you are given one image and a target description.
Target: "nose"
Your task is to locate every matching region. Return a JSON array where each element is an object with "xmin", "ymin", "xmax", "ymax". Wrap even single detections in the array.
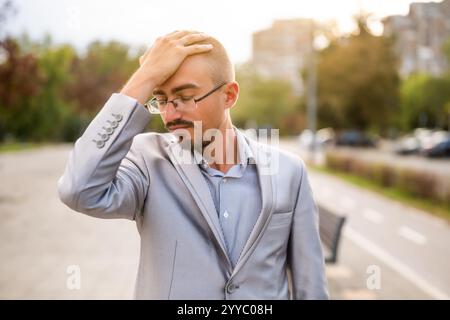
[{"xmin": 162, "ymin": 102, "xmax": 181, "ymax": 123}]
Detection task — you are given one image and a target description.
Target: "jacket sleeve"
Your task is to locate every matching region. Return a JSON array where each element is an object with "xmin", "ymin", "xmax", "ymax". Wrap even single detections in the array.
[
  {"xmin": 57, "ymin": 93, "xmax": 152, "ymax": 220},
  {"xmin": 288, "ymin": 162, "xmax": 330, "ymax": 299}
]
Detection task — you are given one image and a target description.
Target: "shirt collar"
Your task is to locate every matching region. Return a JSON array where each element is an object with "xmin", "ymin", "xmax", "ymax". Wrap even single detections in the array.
[
  {"xmin": 196, "ymin": 127, "xmax": 254, "ymax": 170},
  {"xmin": 235, "ymin": 127, "xmax": 254, "ymax": 165}
]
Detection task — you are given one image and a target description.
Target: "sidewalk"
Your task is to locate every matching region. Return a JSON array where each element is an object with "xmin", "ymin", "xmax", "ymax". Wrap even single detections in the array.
[{"xmin": 0, "ymin": 145, "xmax": 138, "ymax": 299}]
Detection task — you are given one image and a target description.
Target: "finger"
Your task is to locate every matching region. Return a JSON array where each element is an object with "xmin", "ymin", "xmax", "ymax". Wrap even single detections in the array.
[
  {"xmin": 179, "ymin": 33, "xmax": 209, "ymax": 46},
  {"xmin": 184, "ymin": 44, "xmax": 214, "ymax": 56},
  {"xmin": 167, "ymin": 30, "xmax": 200, "ymax": 41},
  {"xmin": 165, "ymin": 30, "xmax": 180, "ymax": 37},
  {"xmin": 162, "ymin": 30, "xmax": 184, "ymax": 40}
]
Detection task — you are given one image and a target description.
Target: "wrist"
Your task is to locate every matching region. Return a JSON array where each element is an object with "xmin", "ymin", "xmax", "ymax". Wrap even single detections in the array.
[{"xmin": 120, "ymin": 69, "xmax": 157, "ymax": 105}]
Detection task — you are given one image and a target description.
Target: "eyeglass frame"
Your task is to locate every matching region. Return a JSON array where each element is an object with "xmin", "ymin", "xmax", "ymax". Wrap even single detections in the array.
[{"xmin": 145, "ymin": 82, "xmax": 228, "ymax": 114}]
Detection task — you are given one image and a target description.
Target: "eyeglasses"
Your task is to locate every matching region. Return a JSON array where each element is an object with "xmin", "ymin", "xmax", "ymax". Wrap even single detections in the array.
[{"xmin": 145, "ymin": 82, "xmax": 227, "ymax": 114}]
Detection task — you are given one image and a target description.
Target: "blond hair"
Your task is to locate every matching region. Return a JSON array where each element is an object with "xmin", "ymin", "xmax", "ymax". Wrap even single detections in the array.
[{"xmin": 194, "ymin": 36, "xmax": 235, "ymax": 84}]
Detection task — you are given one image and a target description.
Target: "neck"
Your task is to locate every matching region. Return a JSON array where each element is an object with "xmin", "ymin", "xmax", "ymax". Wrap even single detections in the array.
[{"xmin": 206, "ymin": 117, "xmax": 238, "ymax": 174}]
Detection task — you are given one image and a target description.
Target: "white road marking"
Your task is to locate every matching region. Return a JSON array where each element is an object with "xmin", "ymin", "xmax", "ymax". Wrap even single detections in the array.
[
  {"xmin": 340, "ymin": 196, "xmax": 356, "ymax": 210},
  {"xmin": 398, "ymin": 226, "xmax": 427, "ymax": 245},
  {"xmin": 319, "ymin": 187, "xmax": 331, "ymax": 198},
  {"xmin": 345, "ymin": 227, "xmax": 448, "ymax": 300},
  {"xmin": 363, "ymin": 208, "xmax": 384, "ymax": 224}
]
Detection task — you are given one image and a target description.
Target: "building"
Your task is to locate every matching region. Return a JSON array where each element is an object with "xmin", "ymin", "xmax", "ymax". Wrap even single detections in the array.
[
  {"xmin": 383, "ymin": 0, "xmax": 450, "ymax": 77},
  {"xmin": 251, "ymin": 19, "xmax": 314, "ymax": 96}
]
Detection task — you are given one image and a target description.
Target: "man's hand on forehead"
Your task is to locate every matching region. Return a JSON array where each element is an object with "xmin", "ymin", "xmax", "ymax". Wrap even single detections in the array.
[
  {"xmin": 121, "ymin": 30, "xmax": 213, "ymax": 105},
  {"xmin": 139, "ymin": 30, "xmax": 212, "ymax": 85}
]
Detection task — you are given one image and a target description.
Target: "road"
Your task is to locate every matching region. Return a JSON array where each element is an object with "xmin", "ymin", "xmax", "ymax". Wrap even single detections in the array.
[
  {"xmin": 0, "ymin": 143, "xmax": 449, "ymax": 299},
  {"xmin": 0, "ymin": 145, "xmax": 138, "ymax": 299},
  {"xmin": 281, "ymin": 139, "xmax": 450, "ymax": 300}
]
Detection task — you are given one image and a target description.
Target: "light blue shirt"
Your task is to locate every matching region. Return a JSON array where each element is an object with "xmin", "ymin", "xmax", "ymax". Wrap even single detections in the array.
[{"xmin": 198, "ymin": 130, "xmax": 262, "ymax": 268}]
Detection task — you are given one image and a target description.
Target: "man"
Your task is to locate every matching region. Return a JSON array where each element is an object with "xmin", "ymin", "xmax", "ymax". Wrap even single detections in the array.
[{"xmin": 57, "ymin": 30, "xmax": 329, "ymax": 299}]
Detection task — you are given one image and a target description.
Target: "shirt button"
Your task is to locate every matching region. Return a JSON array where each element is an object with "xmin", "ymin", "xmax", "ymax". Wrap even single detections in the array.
[{"xmin": 223, "ymin": 211, "xmax": 229, "ymax": 218}]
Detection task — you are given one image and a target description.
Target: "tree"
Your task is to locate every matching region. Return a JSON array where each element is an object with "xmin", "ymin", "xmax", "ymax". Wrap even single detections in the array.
[
  {"xmin": 232, "ymin": 63, "xmax": 297, "ymax": 135},
  {"xmin": 398, "ymin": 37, "xmax": 450, "ymax": 131},
  {"xmin": 400, "ymin": 74, "xmax": 450, "ymax": 130},
  {"xmin": 315, "ymin": 15, "xmax": 400, "ymax": 134},
  {"xmin": 0, "ymin": 38, "xmax": 45, "ymax": 141},
  {"xmin": 63, "ymin": 41, "xmax": 140, "ymax": 116},
  {"xmin": 443, "ymin": 38, "xmax": 450, "ymax": 66},
  {"xmin": 32, "ymin": 40, "xmax": 79, "ymax": 141}
]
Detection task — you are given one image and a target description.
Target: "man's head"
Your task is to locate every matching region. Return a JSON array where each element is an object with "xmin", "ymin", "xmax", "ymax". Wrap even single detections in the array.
[
  {"xmin": 151, "ymin": 33, "xmax": 238, "ymax": 139},
  {"xmin": 192, "ymin": 36, "xmax": 235, "ymax": 85}
]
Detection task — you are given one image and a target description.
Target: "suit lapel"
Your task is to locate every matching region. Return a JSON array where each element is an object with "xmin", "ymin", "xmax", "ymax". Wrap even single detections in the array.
[
  {"xmin": 163, "ymin": 132, "xmax": 277, "ymax": 275},
  {"xmin": 164, "ymin": 137, "xmax": 232, "ymax": 269},
  {"xmin": 231, "ymin": 136, "xmax": 276, "ymax": 276}
]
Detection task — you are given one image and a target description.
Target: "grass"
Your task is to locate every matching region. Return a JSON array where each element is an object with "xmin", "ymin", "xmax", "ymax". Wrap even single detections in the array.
[
  {"xmin": 311, "ymin": 165, "xmax": 450, "ymax": 223},
  {"xmin": 0, "ymin": 142, "xmax": 47, "ymax": 153}
]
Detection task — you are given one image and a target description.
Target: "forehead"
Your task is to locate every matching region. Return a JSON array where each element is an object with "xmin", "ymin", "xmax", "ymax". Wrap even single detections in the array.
[{"xmin": 155, "ymin": 55, "xmax": 214, "ymax": 94}]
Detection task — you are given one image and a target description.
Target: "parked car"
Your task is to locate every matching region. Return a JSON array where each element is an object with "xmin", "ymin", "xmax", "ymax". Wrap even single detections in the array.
[
  {"xmin": 393, "ymin": 135, "xmax": 421, "ymax": 155},
  {"xmin": 298, "ymin": 127, "xmax": 335, "ymax": 149},
  {"xmin": 394, "ymin": 129, "xmax": 449, "ymax": 156},
  {"xmin": 335, "ymin": 130, "xmax": 376, "ymax": 147},
  {"xmin": 422, "ymin": 137, "xmax": 450, "ymax": 157},
  {"xmin": 420, "ymin": 130, "xmax": 449, "ymax": 154}
]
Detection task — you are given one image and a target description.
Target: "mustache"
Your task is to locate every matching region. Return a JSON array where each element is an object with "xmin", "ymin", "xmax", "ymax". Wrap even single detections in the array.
[{"xmin": 165, "ymin": 119, "xmax": 194, "ymax": 130}]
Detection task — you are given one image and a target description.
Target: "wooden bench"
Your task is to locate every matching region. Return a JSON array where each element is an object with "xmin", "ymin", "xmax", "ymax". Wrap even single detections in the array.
[{"xmin": 318, "ymin": 206, "xmax": 347, "ymax": 264}]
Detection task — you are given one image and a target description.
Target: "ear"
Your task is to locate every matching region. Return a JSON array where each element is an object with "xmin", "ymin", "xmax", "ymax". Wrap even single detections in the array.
[{"xmin": 223, "ymin": 81, "xmax": 239, "ymax": 110}]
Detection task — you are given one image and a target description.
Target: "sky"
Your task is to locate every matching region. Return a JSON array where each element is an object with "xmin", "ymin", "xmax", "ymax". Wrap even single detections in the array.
[{"xmin": 3, "ymin": 0, "xmax": 443, "ymax": 64}]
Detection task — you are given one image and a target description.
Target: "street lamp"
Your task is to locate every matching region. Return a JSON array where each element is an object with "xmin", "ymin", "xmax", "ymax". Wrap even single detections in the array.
[
  {"xmin": 306, "ymin": 22, "xmax": 317, "ymax": 165},
  {"xmin": 306, "ymin": 21, "xmax": 329, "ymax": 166}
]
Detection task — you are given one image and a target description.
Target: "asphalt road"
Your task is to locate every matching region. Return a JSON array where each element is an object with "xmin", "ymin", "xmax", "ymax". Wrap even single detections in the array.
[
  {"xmin": 281, "ymin": 139, "xmax": 450, "ymax": 300},
  {"xmin": 0, "ymin": 145, "xmax": 138, "ymax": 299}
]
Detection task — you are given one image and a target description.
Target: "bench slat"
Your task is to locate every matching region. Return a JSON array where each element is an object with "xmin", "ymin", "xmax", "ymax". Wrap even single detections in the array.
[{"xmin": 318, "ymin": 206, "xmax": 346, "ymax": 264}]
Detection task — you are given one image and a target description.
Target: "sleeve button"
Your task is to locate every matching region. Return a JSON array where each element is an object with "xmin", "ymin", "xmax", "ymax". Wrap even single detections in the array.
[
  {"xmin": 103, "ymin": 126, "xmax": 114, "ymax": 134},
  {"xmin": 107, "ymin": 120, "xmax": 118, "ymax": 128},
  {"xmin": 112, "ymin": 113, "xmax": 123, "ymax": 122},
  {"xmin": 98, "ymin": 133, "xmax": 109, "ymax": 141},
  {"xmin": 93, "ymin": 139, "xmax": 105, "ymax": 148}
]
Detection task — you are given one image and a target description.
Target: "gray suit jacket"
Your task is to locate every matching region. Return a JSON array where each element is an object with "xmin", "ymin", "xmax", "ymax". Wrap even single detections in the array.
[{"xmin": 57, "ymin": 93, "xmax": 329, "ymax": 300}]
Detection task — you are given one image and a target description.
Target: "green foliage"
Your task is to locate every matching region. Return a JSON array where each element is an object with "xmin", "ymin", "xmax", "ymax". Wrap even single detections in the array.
[
  {"xmin": 397, "ymin": 36, "xmax": 450, "ymax": 131},
  {"xmin": 232, "ymin": 64, "xmax": 298, "ymax": 135},
  {"xmin": 315, "ymin": 16, "xmax": 400, "ymax": 134},
  {"xmin": 443, "ymin": 38, "xmax": 450, "ymax": 64},
  {"xmin": 400, "ymin": 73, "xmax": 450, "ymax": 130},
  {"xmin": 63, "ymin": 41, "xmax": 140, "ymax": 116},
  {"xmin": 1, "ymin": 25, "xmax": 448, "ymax": 143},
  {"xmin": 0, "ymin": 35, "xmax": 145, "ymax": 142}
]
